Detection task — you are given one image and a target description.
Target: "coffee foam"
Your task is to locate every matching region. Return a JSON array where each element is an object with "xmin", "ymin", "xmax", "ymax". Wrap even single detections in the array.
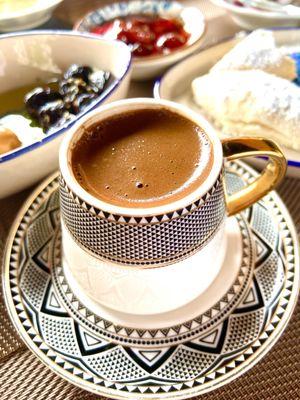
[{"xmin": 71, "ymin": 108, "xmax": 214, "ymax": 208}]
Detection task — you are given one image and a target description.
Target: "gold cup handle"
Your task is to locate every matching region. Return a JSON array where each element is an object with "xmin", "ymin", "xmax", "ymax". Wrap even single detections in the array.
[{"xmin": 222, "ymin": 137, "xmax": 287, "ymax": 216}]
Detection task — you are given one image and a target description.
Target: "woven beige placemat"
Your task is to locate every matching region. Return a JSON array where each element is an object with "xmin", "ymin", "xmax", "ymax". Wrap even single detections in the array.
[{"xmin": 0, "ymin": 1, "xmax": 299, "ymax": 399}]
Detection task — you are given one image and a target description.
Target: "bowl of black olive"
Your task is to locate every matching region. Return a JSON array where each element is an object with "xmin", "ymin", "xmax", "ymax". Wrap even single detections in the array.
[{"xmin": 0, "ymin": 31, "xmax": 132, "ymax": 198}]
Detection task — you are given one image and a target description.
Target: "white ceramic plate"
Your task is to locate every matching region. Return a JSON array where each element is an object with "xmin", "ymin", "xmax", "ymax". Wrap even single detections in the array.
[
  {"xmin": 0, "ymin": 31, "xmax": 132, "ymax": 199},
  {"xmin": 0, "ymin": 0, "xmax": 63, "ymax": 31},
  {"xmin": 155, "ymin": 28, "xmax": 300, "ymax": 178},
  {"xmin": 74, "ymin": 0, "xmax": 206, "ymax": 81},
  {"xmin": 211, "ymin": 0, "xmax": 300, "ymax": 29}
]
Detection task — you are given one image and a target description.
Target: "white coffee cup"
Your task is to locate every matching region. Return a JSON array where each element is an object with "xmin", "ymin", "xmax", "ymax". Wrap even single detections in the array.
[{"xmin": 59, "ymin": 98, "xmax": 286, "ymax": 314}]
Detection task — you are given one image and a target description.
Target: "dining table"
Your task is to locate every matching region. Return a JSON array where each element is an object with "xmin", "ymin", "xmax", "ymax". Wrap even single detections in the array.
[{"xmin": 0, "ymin": 1, "xmax": 299, "ymax": 399}]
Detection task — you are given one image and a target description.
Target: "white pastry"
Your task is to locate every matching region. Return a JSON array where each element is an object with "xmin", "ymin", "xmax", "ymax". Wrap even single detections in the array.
[
  {"xmin": 192, "ymin": 70, "xmax": 300, "ymax": 150},
  {"xmin": 211, "ymin": 30, "xmax": 296, "ymax": 81}
]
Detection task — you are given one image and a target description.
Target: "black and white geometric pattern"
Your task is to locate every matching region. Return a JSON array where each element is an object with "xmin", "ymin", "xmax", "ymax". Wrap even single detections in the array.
[
  {"xmin": 51, "ymin": 212, "xmax": 254, "ymax": 347},
  {"xmin": 3, "ymin": 161, "xmax": 299, "ymax": 400},
  {"xmin": 59, "ymin": 173, "xmax": 226, "ymax": 266}
]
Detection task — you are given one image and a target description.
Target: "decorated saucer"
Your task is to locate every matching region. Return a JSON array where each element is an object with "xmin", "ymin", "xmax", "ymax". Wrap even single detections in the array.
[
  {"xmin": 53, "ymin": 212, "xmax": 254, "ymax": 347},
  {"xmin": 3, "ymin": 160, "xmax": 299, "ymax": 399}
]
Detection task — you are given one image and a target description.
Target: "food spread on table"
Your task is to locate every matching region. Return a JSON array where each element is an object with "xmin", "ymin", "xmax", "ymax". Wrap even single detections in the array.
[
  {"xmin": 0, "ymin": 64, "xmax": 111, "ymax": 156},
  {"xmin": 192, "ymin": 29, "xmax": 300, "ymax": 150},
  {"xmin": 90, "ymin": 15, "xmax": 190, "ymax": 57},
  {"xmin": 1, "ymin": 3, "xmax": 300, "ymax": 399}
]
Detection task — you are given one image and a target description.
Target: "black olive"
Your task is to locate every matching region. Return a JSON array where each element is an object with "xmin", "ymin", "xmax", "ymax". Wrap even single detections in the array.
[
  {"xmin": 59, "ymin": 77, "xmax": 90, "ymax": 98},
  {"xmin": 47, "ymin": 111, "xmax": 73, "ymax": 132},
  {"xmin": 24, "ymin": 65, "xmax": 111, "ymax": 132},
  {"xmin": 25, "ymin": 87, "xmax": 62, "ymax": 118},
  {"xmin": 59, "ymin": 79, "xmax": 77, "ymax": 96},
  {"xmin": 63, "ymin": 64, "xmax": 93, "ymax": 83},
  {"xmin": 88, "ymin": 70, "xmax": 110, "ymax": 92},
  {"xmin": 37, "ymin": 99, "xmax": 65, "ymax": 130},
  {"xmin": 71, "ymin": 93, "xmax": 97, "ymax": 114}
]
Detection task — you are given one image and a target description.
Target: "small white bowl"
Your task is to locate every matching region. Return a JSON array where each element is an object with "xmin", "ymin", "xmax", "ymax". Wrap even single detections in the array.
[
  {"xmin": 74, "ymin": 0, "xmax": 206, "ymax": 81},
  {"xmin": 211, "ymin": 0, "xmax": 300, "ymax": 29},
  {"xmin": 0, "ymin": 31, "xmax": 132, "ymax": 199},
  {"xmin": 0, "ymin": 0, "xmax": 63, "ymax": 32}
]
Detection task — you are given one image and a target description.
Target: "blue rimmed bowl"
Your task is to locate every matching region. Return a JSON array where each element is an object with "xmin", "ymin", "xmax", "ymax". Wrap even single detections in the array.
[
  {"xmin": 0, "ymin": 31, "xmax": 132, "ymax": 198},
  {"xmin": 74, "ymin": 0, "xmax": 206, "ymax": 81}
]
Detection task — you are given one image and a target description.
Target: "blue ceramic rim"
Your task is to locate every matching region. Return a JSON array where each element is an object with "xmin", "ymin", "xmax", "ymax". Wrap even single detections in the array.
[
  {"xmin": 0, "ymin": 30, "xmax": 132, "ymax": 164},
  {"xmin": 74, "ymin": 0, "xmax": 182, "ymax": 31},
  {"xmin": 154, "ymin": 27, "xmax": 300, "ymax": 169}
]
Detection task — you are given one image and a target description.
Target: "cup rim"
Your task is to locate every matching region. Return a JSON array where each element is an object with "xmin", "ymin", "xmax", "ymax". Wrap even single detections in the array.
[{"xmin": 59, "ymin": 98, "xmax": 223, "ymax": 217}]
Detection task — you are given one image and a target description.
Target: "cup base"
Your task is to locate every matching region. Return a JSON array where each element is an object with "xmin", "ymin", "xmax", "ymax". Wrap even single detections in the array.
[
  {"xmin": 62, "ymin": 216, "xmax": 245, "ymax": 326},
  {"xmin": 62, "ymin": 218, "xmax": 229, "ymax": 315}
]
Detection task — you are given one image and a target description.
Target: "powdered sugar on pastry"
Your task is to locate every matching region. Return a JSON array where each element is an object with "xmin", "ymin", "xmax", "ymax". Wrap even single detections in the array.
[
  {"xmin": 210, "ymin": 30, "xmax": 296, "ymax": 81},
  {"xmin": 192, "ymin": 70, "xmax": 300, "ymax": 150}
]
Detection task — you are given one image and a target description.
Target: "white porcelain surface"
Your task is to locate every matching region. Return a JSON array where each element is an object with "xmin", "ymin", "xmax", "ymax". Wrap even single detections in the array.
[
  {"xmin": 74, "ymin": 0, "xmax": 206, "ymax": 80},
  {"xmin": 211, "ymin": 0, "xmax": 300, "ymax": 29},
  {"xmin": 62, "ymin": 217, "xmax": 242, "ymax": 323},
  {"xmin": 0, "ymin": 31, "xmax": 131, "ymax": 199},
  {"xmin": 62, "ymin": 220, "xmax": 227, "ymax": 315},
  {"xmin": 155, "ymin": 28, "xmax": 300, "ymax": 177},
  {"xmin": 0, "ymin": 0, "xmax": 63, "ymax": 32}
]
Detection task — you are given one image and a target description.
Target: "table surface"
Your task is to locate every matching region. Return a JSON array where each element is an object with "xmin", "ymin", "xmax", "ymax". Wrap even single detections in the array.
[{"xmin": 0, "ymin": 1, "xmax": 299, "ymax": 400}]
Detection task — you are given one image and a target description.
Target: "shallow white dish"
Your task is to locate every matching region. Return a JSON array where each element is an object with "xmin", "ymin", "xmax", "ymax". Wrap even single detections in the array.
[
  {"xmin": 0, "ymin": 0, "xmax": 63, "ymax": 31},
  {"xmin": 155, "ymin": 28, "xmax": 300, "ymax": 178},
  {"xmin": 74, "ymin": 0, "xmax": 206, "ymax": 81},
  {"xmin": 0, "ymin": 31, "xmax": 131, "ymax": 199},
  {"xmin": 211, "ymin": 0, "xmax": 300, "ymax": 29}
]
